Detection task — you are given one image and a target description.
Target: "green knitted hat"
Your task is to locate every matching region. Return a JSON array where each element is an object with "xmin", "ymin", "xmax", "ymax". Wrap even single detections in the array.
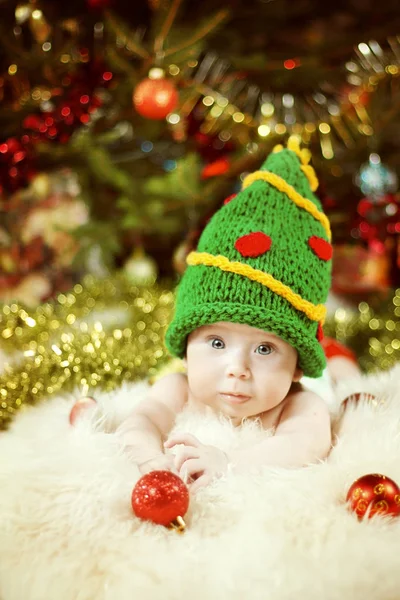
[{"xmin": 165, "ymin": 138, "xmax": 332, "ymax": 378}]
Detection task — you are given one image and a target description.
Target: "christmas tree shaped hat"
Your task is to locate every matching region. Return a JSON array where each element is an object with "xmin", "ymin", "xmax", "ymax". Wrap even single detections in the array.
[{"xmin": 165, "ymin": 138, "xmax": 332, "ymax": 378}]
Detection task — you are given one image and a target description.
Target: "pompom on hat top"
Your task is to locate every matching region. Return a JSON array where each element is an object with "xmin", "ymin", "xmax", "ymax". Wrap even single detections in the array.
[{"xmin": 165, "ymin": 138, "xmax": 332, "ymax": 378}]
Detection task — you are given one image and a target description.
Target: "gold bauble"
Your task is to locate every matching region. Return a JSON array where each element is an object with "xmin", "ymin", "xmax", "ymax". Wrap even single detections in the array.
[
  {"xmin": 30, "ymin": 173, "xmax": 51, "ymax": 200},
  {"xmin": 124, "ymin": 249, "xmax": 158, "ymax": 286}
]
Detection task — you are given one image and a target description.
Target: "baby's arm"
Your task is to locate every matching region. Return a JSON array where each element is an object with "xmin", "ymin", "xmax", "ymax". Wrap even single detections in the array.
[
  {"xmin": 166, "ymin": 390, "xmax": 331, "ymax": 491},
  {"xmin": 230, "ymin": 390, "xmax": 331, "ymax": 471},
  {"xmin": 116, "ymin": 372, "xmax": 187, "ymax": 473}
]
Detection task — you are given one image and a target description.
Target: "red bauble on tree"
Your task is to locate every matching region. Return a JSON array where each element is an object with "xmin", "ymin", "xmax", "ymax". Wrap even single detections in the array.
[
  {"xmin": 201, "ymin": 157, "xmax": 231, "ymax": 179},
  {"xmin": 133, "ymin": 69, "xmax": 178, "ymax": 120},
  {"xmin": 131, "ymin": 470, "xmax": 189, "ymax": 529},
  {"xmin": 346, "ymin": 473, "xmax": 400, "ymax": 519}
]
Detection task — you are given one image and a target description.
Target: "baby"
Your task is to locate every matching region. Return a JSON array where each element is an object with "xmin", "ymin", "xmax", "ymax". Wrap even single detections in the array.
[
  {"xmin": 118, "ymin": 321, "xmax": 332, "ymax": 492},
  {"xmin": 118, "ymin": 138, "xmax": 336, "ymax": 492}
]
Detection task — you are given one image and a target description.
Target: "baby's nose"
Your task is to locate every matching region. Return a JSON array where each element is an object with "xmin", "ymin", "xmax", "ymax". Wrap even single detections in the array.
[{"xmin": 227, "ymin": 354, "xmax": 250, "ymax": 379}]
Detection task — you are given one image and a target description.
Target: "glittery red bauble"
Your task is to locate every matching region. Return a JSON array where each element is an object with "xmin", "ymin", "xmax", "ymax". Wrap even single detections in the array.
[
  {"xmin": 69, "ymin": 397, "xmax": 98, "ymax": 425},
  {"xmin": 131, "ymin": 470, "xmax": 189, "ymax": 526},
  {"xmin": 342, "ymin": 392, "xmax": 376, "ymax": 410},
  {"xmin": 133, "ymin": 78, "xmax": 178, "ymax": 120},
  {"xmin": 346, "ymin": 474, "xmax": 400, "ymax": 519}
]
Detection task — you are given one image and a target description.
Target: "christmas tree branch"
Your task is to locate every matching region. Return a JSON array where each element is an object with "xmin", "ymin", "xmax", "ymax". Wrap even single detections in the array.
[
  {"xmin": 105, "ymin": 11, "xmax": 150, "ymax": 60},
  {"xmin": 161, "ymin": 147, "xmax": 268, "ymax": 215},
  {"xmin": 163, "ymin": 9, "xmax": 229, "ymax": 58},
  {"xmin": 154, "ymin": 0, "xmax": 183, "ymax": 55}
]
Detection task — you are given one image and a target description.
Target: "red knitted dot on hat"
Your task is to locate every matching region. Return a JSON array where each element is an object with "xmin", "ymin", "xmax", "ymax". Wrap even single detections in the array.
[
  {"xmin": 234, "ymin": 232, "xmax": 272, "ymax": 258},
  {"xmin": 317, "ymin": 322, "xmax": 324, "ymax": 342},
  {"xmin": 223, "ymin": 194, "xmax": 237, "ymax": 205},
  {"xmin": 308, "ymin": 236, "xmax": 333, "ymax": 261}
]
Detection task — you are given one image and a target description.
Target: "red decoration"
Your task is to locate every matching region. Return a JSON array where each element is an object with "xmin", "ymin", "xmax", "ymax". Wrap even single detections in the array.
[
  {"xmin": 86, "ymin": 0, "xmax": 111, "ymax": 9},
  {"xmin": 201, "ymin": 157, "xmax": 231, "ymax": 179},
  {"xmin": 346, "ymin": 474, "xmax": 400, "ymax": 519},
  {"xmin": 223, "ymin": 194, "xmax": 237, "ymax": 205},
  {"xmin": 342, "ymin": 392, "xmax": 377, "ymax": 410},
  {"xmin": 308, "ymin": 236, "xmax": 333, "ymax": 261},
  {"xmin": 0, "ymin": 61, "xmax": 110, "ymax": 195},
  {"xmin": 284, "ymin": 58, "xmax": 300, "ymax": 70},
  {"xmin": 235, "ymin": 231, "xmax": 272, "ymax": 258},
  {"xmin": 22, "ymin": 90, "xmax": 103, "ymax": 146},
  {"xmin": 131, "ymin": 470, "xmax": 189, "ymax": 526},
  {"xmin": 0, "ymin": 136, "xmax": 37, "ymax": 194},
  {"xmin": 357, "ymin": 197, "xmax": 374, "ymax": 218},
  {"xmin": 332, "ymin": 243, "xmax": 391, "ymax": 294},
  {"xmin": 316, "ymin": 322, "xmax": 324, "ymax": 342},
  {"xmin": 133, "ymin": 77, "xmax": 178, "ymax": 120},
  {"xmin": 321, "ymin": 337, "xmax": 358, "ymax": 364},
  {"xmin": 69, "ymin": 397, "xmax": 98, "ymax": 425}
]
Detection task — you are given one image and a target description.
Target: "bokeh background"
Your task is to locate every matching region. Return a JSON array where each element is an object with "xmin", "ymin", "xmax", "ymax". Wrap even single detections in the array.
[{"xmin": 1, "ymin": 0, "xmax": 400, "ymax": 427}]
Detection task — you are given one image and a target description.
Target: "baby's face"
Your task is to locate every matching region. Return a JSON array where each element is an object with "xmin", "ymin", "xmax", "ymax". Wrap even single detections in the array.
[{"xmin": 185, "ymin": 321, "xmax": 302, "ymax": 424}]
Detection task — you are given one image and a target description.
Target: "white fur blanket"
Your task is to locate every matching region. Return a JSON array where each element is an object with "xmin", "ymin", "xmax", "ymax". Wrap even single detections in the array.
[{"xmin": 1, "ymin": 365, "xmax": 400, "ymax": 600}]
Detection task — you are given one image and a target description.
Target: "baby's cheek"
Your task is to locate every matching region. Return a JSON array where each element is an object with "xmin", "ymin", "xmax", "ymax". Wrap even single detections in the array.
[
  {"xmin": 257, "ymin": 379, "xmax": 289, "ymax": 408},
  {"xmin": 190, "ymin": 370, "xmax": 215, "ymax": 396}
]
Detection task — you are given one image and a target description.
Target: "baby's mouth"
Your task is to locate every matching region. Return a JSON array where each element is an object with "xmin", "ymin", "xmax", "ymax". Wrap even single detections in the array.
[{"xmin": 219, "ymin": 392, "xmax": 251, "ymax": 404}]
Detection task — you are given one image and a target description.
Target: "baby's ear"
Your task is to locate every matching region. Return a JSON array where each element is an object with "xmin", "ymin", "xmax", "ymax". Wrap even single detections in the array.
[{"xmin": 293, "ymin": 365, "xmax": 303, "ymax": 382}]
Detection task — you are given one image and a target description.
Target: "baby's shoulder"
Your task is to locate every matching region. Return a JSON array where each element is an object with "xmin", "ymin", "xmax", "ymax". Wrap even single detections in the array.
[
  {"xmin": 149, "ymin": 372, "xmax": 188, "ymax": 414},
  {"xmin": 154, "ymin": 370, "xmax": 187, "ymax": 386},
  {"xmin": 278, "ymin": 384, "xmax": 330, "ymax": 428},
  {"xmin": 151, "ymin": 371, "xmax": 187, "ymax": 394}
]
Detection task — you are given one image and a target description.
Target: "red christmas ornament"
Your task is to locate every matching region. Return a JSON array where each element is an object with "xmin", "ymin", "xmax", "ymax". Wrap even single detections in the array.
[
  {"xmin": 341, "ymin": 392, "xmax": 377, "ymax": 410},
  {"xmin": 201, "ymin": 157, "xmax": 231, "ymax": 179},
  {"xmin": 346, "ymin": 474, "xmax": 400, "ymax": 519},
  {"xmin": 131, "ymin": 470, "xmax": 189, "ymax": 527},
  {"xmin": 133, "ymin": 76, "xmax": 178, "ymax": 120},
  {"xmin": 357, "ymin": 197, "xmax": 374, "ymax": 218},
  {"xmin": 308, "ymin": 236, "xmax": 333, "ymax": 261},
  {"xmin": 0, "ymin": 136, "xmax": 37, "ymax": 193},
  {"xmin": 235, "ymin": 231, "xmax": 272, "ymax": 258},
  {"xmin": 69, "ymin": 397, "xmax": 98, "ymax": 425}
]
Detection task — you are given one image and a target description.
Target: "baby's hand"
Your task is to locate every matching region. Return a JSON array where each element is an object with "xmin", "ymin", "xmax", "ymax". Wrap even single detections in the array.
[
  {"xmin": 138, "ymin": 453, "xmax": 178, "ymax": 475},
  {"xmin": 165, "ymin": 433, "xmax": 229, "ymax": 493}
]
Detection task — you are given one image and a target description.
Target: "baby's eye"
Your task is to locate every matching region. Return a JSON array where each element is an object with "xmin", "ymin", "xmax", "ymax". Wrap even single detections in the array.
[
  {"xmin": 209, "ymin": 337, "xmax": 225, "ymax": 349},
  {"xmin": 256, "ymin": 344, "xmax": 273, "ymax": 356}
]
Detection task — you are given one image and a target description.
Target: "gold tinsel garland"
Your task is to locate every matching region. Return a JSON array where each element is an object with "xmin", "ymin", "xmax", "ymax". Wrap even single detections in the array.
[
  {"xmin": 0, "ymin": 276, "xmax": 175, "ymax": 429},
  {"xmin": 1, "ymin": 278, "xmax": 400, "ymax": 430},
  {"xmin": 0, "ymin": 274, "xmax": 171, "ymax": 353}
]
